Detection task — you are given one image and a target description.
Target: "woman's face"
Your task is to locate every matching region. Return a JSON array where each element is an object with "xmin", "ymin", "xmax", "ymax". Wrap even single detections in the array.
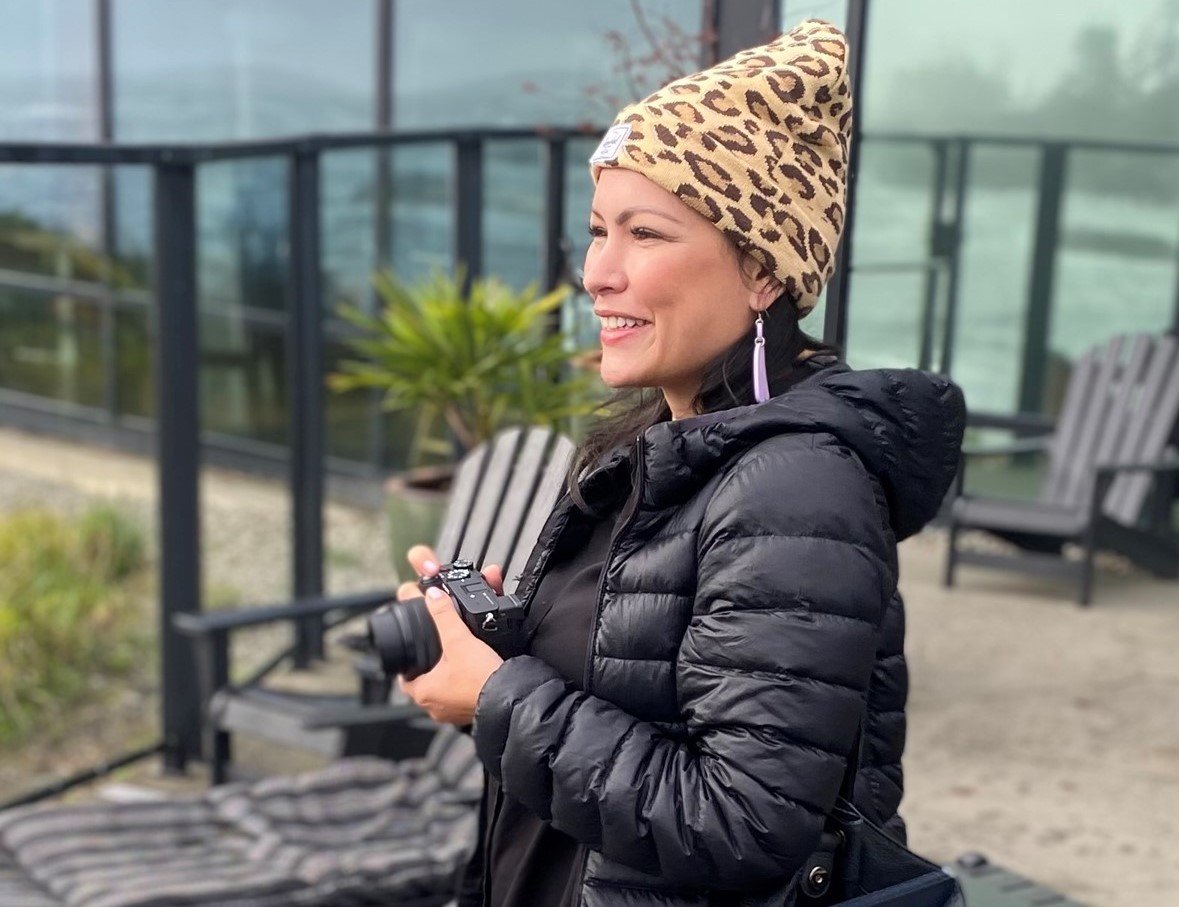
[{"xmin": 583, "ymin": 169, "xmax": 775, "ymax": 419}]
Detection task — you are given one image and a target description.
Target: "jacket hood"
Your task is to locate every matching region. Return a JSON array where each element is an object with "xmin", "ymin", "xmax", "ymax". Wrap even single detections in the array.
[{"xmin": 601, "ymin": 366, "xmax": 965, "ymax": 542}]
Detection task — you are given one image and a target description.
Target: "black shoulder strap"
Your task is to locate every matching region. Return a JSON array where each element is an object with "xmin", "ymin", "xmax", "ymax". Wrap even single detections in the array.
[{"xmin": 838, "ymin": 722, "xmax": 864, "ymax": 804}]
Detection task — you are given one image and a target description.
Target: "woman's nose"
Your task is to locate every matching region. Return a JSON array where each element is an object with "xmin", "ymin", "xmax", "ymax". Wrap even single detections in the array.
[{"xmin": 581, "ymin": 246, "xmax": 625, "ymax": 297}]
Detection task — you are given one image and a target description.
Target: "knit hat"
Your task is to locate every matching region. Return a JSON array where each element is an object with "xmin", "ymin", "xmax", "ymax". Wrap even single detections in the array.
[{"xmin": 589, "ymin": 19, "xmax": 852, "ymax": 315}]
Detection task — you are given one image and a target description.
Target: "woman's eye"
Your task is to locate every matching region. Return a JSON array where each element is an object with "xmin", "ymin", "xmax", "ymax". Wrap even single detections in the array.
[
  {"xmin": 631, "ymin": 227, "xmax": 660, "ymax": 240},
  {"xmin": 587, "ymin": 225, "xmax": 606, "ymax": 238}
]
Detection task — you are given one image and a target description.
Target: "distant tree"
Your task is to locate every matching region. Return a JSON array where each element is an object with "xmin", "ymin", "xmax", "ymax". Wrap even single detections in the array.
[
  {"xmin": 522, "ymin": 0, "xmax": 718, "ymax": 129},
  {"xmin": 875, "ymin": 57, "xmax": 1015, "ymax": 137}
]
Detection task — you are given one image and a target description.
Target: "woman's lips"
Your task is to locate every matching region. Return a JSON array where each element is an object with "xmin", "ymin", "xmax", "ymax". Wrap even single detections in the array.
[{"xmin": 600, "ymin": 323, "xmax": 650, "ymax": 346}]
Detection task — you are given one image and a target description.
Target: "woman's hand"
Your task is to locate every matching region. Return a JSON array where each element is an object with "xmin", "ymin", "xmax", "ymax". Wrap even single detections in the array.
[{"xmin": 395, "ymin": 544, "xmax": 505, "ymax": 725}]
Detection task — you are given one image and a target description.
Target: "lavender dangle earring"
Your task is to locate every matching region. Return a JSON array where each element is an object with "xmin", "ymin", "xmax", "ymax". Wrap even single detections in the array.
[{"xmin": 752, "ymin": 311, "xmax": 770, "ymax": 403}]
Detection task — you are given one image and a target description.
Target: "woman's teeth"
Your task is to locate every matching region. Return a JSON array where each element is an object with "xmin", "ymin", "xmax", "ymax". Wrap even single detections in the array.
[{"xmin": 602, "ymin": 316, "xmax": 649, "ymax": 330}]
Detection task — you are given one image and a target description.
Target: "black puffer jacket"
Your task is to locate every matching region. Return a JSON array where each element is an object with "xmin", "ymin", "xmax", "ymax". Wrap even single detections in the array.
[{"xmin": 472, "ymin": 365, "xmax": 965, "ymax": 905}]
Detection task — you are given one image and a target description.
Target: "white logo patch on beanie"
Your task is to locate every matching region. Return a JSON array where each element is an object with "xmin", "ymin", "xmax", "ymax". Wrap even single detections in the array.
[{"xmin": 589, "ymin": 124, "xmax": 631, "ymax": 164}]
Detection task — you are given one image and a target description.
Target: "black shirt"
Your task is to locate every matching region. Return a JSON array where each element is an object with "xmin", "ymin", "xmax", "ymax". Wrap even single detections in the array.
[{"xmin": 485, "ymin": 499, "xmax": 621, "ymax": 907}]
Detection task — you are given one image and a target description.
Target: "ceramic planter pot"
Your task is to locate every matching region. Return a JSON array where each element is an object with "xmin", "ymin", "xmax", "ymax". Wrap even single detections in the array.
[{"xmin": 384, "ymin": 463, "xmax": 455, "ymax": 573}]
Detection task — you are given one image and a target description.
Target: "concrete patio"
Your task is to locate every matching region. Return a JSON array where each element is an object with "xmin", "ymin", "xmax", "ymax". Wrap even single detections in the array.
[{"xmin": 0, "ymin": 426, "xmax": 1176, "ymax": 906}]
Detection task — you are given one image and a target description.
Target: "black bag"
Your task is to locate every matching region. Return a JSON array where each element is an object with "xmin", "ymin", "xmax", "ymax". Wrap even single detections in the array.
[{"xmin": 796, "ymin": 730, "xmax": 965, "ymax": 906}]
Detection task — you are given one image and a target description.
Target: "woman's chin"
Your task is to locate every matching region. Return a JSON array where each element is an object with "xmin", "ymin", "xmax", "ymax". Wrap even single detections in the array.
[{"xmin": 597, "ymin": 364, "xmax": 630, "ymax": 389}]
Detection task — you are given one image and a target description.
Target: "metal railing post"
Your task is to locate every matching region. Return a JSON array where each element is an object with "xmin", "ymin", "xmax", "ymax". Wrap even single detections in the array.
[
  {"xmin": 939, "ymin": 139, "xmax": 971, "ymax": 377},
  {"xmin": 542, "ymin": 137, "xmax": 568, "ymax": 337},
  {"xmin": 454, "ymin": 138, "xmax": 484, "ymax": 293},
  {"xmin": 153, "ymin": 159, "xmax": 202, "ymax": 771},
  {"xmin": 823, "ymin": 0, "xmax": 869, "ymax": 350},
  {"xmin": 288, "ymin": 148, "xmax": 326, "ymax": 665},
  {"xmin": 918, "ymin": 140, "xmax": 949, "ymax": 372},
  {"xmin": 1019, "ymin": 143, "xmax": 1069, "ymax": 414}
]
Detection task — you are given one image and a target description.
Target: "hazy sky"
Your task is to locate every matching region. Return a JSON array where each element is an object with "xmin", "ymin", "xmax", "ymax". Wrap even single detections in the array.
[
  {"xmin": 854, "ymin": 0, "xmax": 1171, "ymax": 108},
  {"xmin": 1, "ymin": 0, "xmax": 1174, "ymax": 138}
]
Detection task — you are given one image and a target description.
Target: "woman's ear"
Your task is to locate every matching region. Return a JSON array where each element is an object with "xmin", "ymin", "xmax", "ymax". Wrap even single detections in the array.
[
  {"xmin": 737, "ymin": 251, "xmax": 782, "ymax": 312},
  {"xmin": 747, "ymin": 270, "xmax": 781, "ymax": 313}
]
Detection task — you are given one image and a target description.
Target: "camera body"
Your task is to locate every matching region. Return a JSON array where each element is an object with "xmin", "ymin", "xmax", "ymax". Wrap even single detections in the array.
[
  {"xmin": 367, "ymin": 559, "xmax": 527, "ymax": 680},
  {"xmin": 420, "ymin": 559, "xmax": 527, "ymax": 648}
]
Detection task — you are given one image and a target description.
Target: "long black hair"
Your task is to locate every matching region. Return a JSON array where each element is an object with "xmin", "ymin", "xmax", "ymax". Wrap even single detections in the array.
[{"xmin": 565, "ymin": 254, "xmax": 841, "ymax": 515}]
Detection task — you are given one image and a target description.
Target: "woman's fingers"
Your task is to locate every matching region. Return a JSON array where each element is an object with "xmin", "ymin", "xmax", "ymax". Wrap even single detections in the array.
[
  {"xmin": 396, "ymin": 580, "xmax": 423, "ymax": 602},
  {"xmin": 481, "ymin": 563, "xmax": 505, "ymax": 595},
  {"xmin": 406, "ymin": 544, "xmax": 441, "ymax": 579}
]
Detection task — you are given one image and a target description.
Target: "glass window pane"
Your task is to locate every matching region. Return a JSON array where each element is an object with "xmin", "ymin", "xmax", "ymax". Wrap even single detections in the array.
[
  {"xmin": 389, "ymin": 145, "xmax": 454, "ymax": 281},
  {"xmin": 0, "ymin": 166, "xmax": 104, "ymax": 282},
  {"xmin": 325, "ymin": 336, "xmax": 375, "ymax": 464},
  {"xmin": 1052, "ymin": 149, "xmax": 1179, "ymax": 366},
  {"xmin": 198, "ymin": 159, "xmax": 288, "ymax": 315},
  {"xmin": 115, "ymin": 304, "xmax": 152, "ymax": 418},
  {"xmin": 950, "ymin": 146, "xmax": 1041, "ymax": 415},
  {"xmin": 845, "ymin": 271, "xmax": 928, "ymax": 369},
  {"xmin": 199, "ymin": 313, "xmax": 287, "ymax": 444},
  {"xmin": 324, "ymin": 150, "xmax": 378, "ymax": 314},
  {"xmin": 483, "ymin": 142, "xmax": 542, "ymax": 291},
  {"xmin": 0, "ymin": 287, "xmax": 105, "ymax": 407},
  {"xmin": 112, "ymin": 166, "xmax": 154, "ymax": 292},
  {"xmin": 114, "ymin": 0, "xmax": 375, "ymax": 141},
  {"xmin": 393, "ymin": 1, "xmax": 705, "ymax": 129},
  {"xmin": 0, "ymin": 0, "xmax": 96, "ymax": 141}
]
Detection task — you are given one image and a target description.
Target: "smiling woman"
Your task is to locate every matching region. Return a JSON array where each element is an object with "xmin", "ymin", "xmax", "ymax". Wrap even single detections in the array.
[
  {"xmin": 585, "ymin": 170, "xmax": 781, "ymax": 419},
  {"xmin": 394, "ymin": 19, "xmax": 966, "ymax": 907}
]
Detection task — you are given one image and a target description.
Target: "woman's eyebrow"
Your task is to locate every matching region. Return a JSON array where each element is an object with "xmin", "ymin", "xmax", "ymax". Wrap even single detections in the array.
[{"xmin": 589, "ymin": 206, "xmax": 684, "ymax": 226}]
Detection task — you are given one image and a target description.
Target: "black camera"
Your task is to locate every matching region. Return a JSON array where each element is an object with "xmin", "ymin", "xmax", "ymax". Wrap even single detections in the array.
[{"xmin": 367, "ymin": 559, "xmax": 527, "ymax": 680}]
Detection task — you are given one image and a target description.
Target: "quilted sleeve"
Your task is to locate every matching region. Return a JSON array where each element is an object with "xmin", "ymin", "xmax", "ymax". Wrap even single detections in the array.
[{"xmin": 471, "ymin": 439, "xmax": 891, "ymax": 889}]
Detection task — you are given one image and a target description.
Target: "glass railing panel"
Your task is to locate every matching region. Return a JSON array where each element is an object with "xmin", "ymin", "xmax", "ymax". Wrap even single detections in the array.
[
  {"xmin": 0, "ymin": 285, "xmax": 105, "ymax": 407},
  {"xmin": 483, "ymin": 140, "xmax": 543, "ymax": 292},
  {"xmin": 950, "ymin": 145, "xmax": 1041, "ymax": 416},
  {"xmin": 1052, "ymin": 147, "xmax": 1179, "ymax": 392}
]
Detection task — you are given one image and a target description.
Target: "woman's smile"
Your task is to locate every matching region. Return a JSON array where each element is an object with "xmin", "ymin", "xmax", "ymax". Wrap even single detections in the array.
[{"xmin": 599, "ymin": 319, "xmax": 652, "ymax": 345}]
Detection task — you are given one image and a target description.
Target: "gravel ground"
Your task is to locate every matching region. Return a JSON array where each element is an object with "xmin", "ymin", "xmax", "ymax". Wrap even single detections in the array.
[{"xmin": 1, "ymin": 426, "xmax": 1176, "ymax": 906}]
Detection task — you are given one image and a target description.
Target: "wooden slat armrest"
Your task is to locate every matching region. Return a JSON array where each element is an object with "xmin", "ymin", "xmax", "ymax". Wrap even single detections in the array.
[
  {"xmin": 173, "ymin": 588, "xmax": 396, "ymax": 636},
  {"xmin": 301, "ymin": 701, "xmax": 426, "ymax": 730},
  {"xmin": 961, "ymin": 436, "xmax": 1051, "ymax": 458},
  {"xmin": 1095, "ymin": 457, "xmax": 1179, "ymax": 476}
]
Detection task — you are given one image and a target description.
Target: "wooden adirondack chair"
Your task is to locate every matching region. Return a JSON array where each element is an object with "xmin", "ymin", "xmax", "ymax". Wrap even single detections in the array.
[
  {"xmin": 943, "ymin": 333, "xmax": 1179, "ymax": 604},
  {"xmin": 175, "ymin": 425, "xmax": 576, "ymax": 784}
]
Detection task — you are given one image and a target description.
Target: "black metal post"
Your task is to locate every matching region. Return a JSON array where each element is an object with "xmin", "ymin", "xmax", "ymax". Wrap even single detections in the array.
[
  {"xmin": 95, "ymin": 0, "xmax": 118, "ymax": 421},
  {"xmin": 541, "ymin": 137, "xmax": 570, "ymax": 337},
  {"xmin": 939, "ymin": 140, "xmax": 971, "ymax": 377},
  {"xmin": 368, "ymin": 0, "xmax": 395, "ymax": 471},
  {"xmin": 713, "ymin": 0, "xmax": 776, "ymax": 60},
  {"xmin": 454, "ymin": 138, "xmax": 483, "ymax": 292},
  {"xmin": 1018, "ymin": 143, "xmax": 1068, "ymax": 414},
  {"xmin": 153, "ymin": 161, "xmax": 202, "ymax": 771},
  {"xmin": 1171, "ymin": 208, "xmax": 1179, "ymax": 336},
  {"xmin": 823, "ymin": 0, "xmax": 869, "ymax": 350},
  {"xmin": 918, "ymin": 140, "xmax": 948, "ymax": 372},
  {"xmin": 541, "ymin": 138, "xmax": 567, "ymax": 294},
  {"xmin": 288, "ymin": 149, "xmax": 326, "ymax": 665}
]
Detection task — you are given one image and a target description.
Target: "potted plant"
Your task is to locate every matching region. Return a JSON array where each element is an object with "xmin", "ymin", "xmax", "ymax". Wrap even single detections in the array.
[{"xmin": 329, "ymin": 268, "xmax": 604, "ymax": 566}]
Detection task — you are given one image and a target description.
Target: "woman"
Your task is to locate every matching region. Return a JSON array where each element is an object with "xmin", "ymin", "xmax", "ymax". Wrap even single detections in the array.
[{"xmin": 398, "ymin": 19, "xmax": 965, "ymax": 906}]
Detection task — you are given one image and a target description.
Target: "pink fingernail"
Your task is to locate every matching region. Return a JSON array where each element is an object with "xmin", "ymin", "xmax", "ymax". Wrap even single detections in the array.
[
  {"xmin": 423, "ymin": 560, "xmax": 439, "ymax": 574},
  {"xmin": 426, "ymin": 586, "xmax": 446, "ymax": 599}
]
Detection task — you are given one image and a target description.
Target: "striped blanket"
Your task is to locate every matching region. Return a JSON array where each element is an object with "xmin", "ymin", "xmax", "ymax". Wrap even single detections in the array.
[{"xmin": 0, "ymin": 730, "xmax": 479, "ymax": 907}]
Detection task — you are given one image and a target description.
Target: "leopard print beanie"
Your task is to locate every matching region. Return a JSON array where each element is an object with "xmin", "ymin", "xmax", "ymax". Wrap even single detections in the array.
[{"xmin": 589, "ymin": 19, "xmax": 851, "ymax": 315}]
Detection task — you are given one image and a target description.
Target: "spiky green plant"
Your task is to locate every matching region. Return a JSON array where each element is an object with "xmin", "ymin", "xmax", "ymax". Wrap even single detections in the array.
[{"xmin": 330, "ymin": 269, "xmax": 604, "ymax": 459}]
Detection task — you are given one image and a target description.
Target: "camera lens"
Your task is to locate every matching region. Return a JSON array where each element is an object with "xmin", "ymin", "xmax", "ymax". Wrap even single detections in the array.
[{"xmin": 367, "ymin": 597, "xmax": 443, "ymax": 680}]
